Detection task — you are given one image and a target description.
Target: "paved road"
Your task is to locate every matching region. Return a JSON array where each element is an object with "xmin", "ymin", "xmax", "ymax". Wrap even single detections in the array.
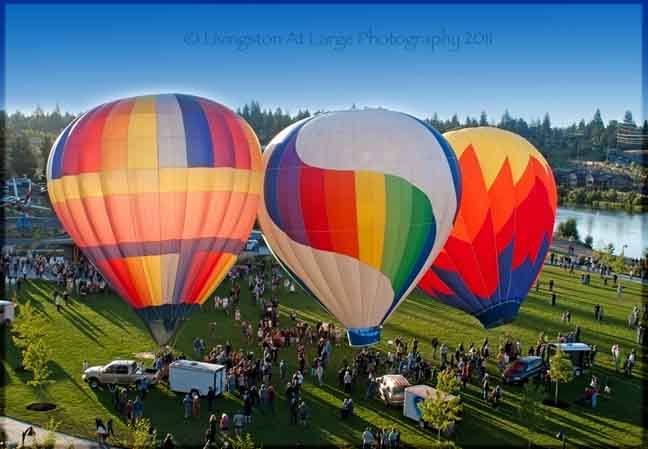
[{"xmin": 0, "ymin": 416, "xmax": 118, "ymax": 449}]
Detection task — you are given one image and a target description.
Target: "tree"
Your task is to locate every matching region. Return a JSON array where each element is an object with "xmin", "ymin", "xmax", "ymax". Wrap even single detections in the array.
[
  {"xmin": 23, "ymin": 338, "xmax": 53, "ymax": 387},
  {"xmin": 11, "ymin": 300, "xmax": 48, "ymax": 351},
  {"xmin": 518, "ymin": 382, "xmax": 544, "ymax": 448},
  {"xmin": 231, "ymin": 433, "xmax": 261, "ymax": 449},
  {"xmin": 435, "ymin": 368, "xmax": 461, "ymax": 395},
  {"xmin": 584, "ymin": 235, "xmax": 594, "ymax": 248},
  {"xmin": 557, "ymin": 218, "xmax": 579, "ymax": 241},
  {"xmin": 127, "ymin": 418, "xmax": 157, "ymax": 449},
  {"xmin": 9, "ymin": 134, "xmax": 38, "ymax": 177},
  {"xmin": 549, "ymin": 346, "xmax": 574, "ymax": 405},
  {"xmin": 418, "ymin": 391, "xmax": 462, "ymax": 441},
  {"xmin": 479, "ymin": 111, "xmax": 488, "ymax": 126},
  {"xmin": 38, "ymin": 135, "xmax": 53, "ymax": 176}
]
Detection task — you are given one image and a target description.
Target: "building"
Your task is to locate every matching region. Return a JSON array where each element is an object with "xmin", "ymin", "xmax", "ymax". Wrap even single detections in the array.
[{"xmin": 617, "ymin": 119, "xmax": 647, "ymax": 151}]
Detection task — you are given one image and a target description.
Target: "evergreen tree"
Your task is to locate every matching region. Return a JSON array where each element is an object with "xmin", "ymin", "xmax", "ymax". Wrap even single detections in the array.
[
  {"xmin": 479, "ymin": 111, "xmax": 488, "ymax": 126},
  {"xmin": 9, "ymin": 134, "xmax": 38, "ymax": 177}
]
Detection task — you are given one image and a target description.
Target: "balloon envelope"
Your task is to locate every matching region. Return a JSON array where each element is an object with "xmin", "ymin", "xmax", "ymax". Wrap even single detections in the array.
[
  {"xmin": 46, "ymin": 94, "xmax": 262, "ymax": 344},
  {"xmin": 419, "ymin": 127, "xmax": 557, "ymax": 328},
  {"xmin": 258, "ymin": 110, "xmax": 461, "ymax": 346}
]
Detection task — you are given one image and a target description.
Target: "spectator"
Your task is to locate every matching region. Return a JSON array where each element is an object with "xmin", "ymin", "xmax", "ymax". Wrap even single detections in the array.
[
  {"xmin": 219, "ymin": 413, "xmax": 230, "ymax": 435},
  {"xmin": 267, "ymin": 384, "xmax": 276, "ymax": 414},
  {"xmin": 183, "ymin": 394, "xmax": 192, "ymax": 419},
  {"xmin": 192, "ymin": 394, "xmax": 201, "ymax": 418},
  {"xmin": 233, "ymin": 411, "xmax": 245, "ymax": 436},
  {"xmin": 362, "ymin": 427, "xmax": 375, "ymax": 449},
  {"xmin": 162, "ymin": 434, "xmax": 175, "ymax": 449},
  {"xmin": 206, "ymin": 386, "xmax": 215, "ymax": 412},
  {"xmin": 133, "ymin": 396, "xmax": 143, "ymax": 421}
]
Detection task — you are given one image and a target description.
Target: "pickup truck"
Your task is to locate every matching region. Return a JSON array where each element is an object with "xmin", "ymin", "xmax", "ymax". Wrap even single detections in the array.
[{"xmin": 82, "ymin": 360, "xmax": 159, "ymax": 389}]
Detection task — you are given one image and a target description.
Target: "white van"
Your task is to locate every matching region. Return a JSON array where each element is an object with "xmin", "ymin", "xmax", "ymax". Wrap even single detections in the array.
[
  {"xmin": 0, "ymin": 300, "xmax": 16, "ymax": 325},
  {"xmin": 168, "ymin": 360, "xmax": 226, "ymax": 397},
  {"xmin": 547, "ymin": 342, "xmax": 592, "ymax": 376}
]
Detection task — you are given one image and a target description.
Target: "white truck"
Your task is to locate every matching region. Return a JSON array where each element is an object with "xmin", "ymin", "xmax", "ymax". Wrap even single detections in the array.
[{"xmin": 168, "ymin": 360, "xmax": 226, "ymax": 397}]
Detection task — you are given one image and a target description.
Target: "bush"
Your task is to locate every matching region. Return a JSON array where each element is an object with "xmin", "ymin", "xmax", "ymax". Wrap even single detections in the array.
[{"xmin": 557, "ymin": 219, "xmax": 579, "ymax": 241}]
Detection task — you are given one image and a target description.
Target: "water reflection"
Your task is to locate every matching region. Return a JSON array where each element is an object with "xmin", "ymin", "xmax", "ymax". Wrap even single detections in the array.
[{"xmin": 554, "ymin": 207, "xmax": 647, "ymax": 259}]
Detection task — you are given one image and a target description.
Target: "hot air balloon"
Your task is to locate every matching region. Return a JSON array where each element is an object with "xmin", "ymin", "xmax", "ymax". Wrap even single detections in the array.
[
  {"xmin": 419, "ymin": 127, "xmax": 557, "ymax": 328},
  {"xmin": 46, "ymin": 94, "xmax": 262, "ymax": 345},
  {"xmin": 258, "ymin": 110, "xmax": 461, "ymax": 346}
]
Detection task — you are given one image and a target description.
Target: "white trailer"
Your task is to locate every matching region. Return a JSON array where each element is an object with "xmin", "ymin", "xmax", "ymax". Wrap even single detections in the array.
[
  {"xmin": 403, "ymin": 385, "xmax": 459, "ymax": 436},
  {"xmin": 168, "ymin": 360, "xmax": 226, "ymax": 397}
]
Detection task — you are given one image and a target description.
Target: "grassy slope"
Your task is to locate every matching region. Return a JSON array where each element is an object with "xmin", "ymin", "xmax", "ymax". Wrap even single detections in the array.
[{"xmin": 2, "ymin": 265, "xmax": 646, "ymax": 448}]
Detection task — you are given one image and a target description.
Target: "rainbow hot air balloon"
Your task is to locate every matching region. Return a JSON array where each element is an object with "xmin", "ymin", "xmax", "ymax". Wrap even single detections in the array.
[
  {"xmin": 419, "ymin": 127, "xmax": 557, "ymax": 328},
  {"xmin": 258, "ymin": 109, "xmax": 461, "ymax": 346},
  {"xmin": 46, "ymin": 94, "xmax": 262, "ymax": 345}
]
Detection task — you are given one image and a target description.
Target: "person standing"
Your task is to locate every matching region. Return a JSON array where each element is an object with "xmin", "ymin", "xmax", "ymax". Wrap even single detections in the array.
[
  {"xmin": 481, "ymin": 373, "xmax": 490, "ymax": 400},
  {"xmin": 55, "ymin": 292, "xmax": 64, "ymax": 312},
  {"xmin": 192, "ymin": 394, "xmax": 201, "ymax": 418},
  {"xmin": 316, "ymin": 363, "xmax": 324, "ymax": 386},
  {"xmin": 183, "ymin": 394, "xmax": 192, "ymax": 419},
  {"xmin": 206, "ymin": 386, "xmax": 215, "ymax": 413},
  {"xmin": 267, "ymin": 385, "xmax": 276, "ymax": 414},
  {"xmin": 289, "ymin": 396, "xmax": 299, "ymax": 425},
  {"xmin": 431, "ymin": 337, "xmax": 439, "ymax": 360},
  {"xmin": 219, "ymin": 413, "xmax": 230, "ymax": 436},
  {"xmin": 362, "ymin": 428, "xmax": 375, "ymax": 449},
  {"xmin": 280, "ymin": 360, "xmax": 287, "ymax": 380},
  {"xmin": 343, "ymin": 370, "xmax": 353, "ymax": 394},
  {"xmin": 611, "ymin": 344, "xmax": 621, "ymax": 371}
]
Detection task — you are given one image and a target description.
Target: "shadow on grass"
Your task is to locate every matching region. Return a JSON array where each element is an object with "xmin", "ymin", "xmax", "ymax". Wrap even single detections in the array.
[{"xmin": 59, "ymin": 305, "xmax": 107, "ymax": 346}]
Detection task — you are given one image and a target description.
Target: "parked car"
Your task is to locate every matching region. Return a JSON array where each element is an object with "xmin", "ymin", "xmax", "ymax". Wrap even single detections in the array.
[
  {"xmin": 0, "ymin": 300, "xmax": 16, "ymax": 326},
  {"xmin": 376, "ymin": 374, "xmax": 411, "ymax": 407},
  {"xmin": 502, "ymin": 356, "xmax": 546, "ymax": 384},
  {"xmin": 82, "ymin": 360, "xmax": 159, "ymax": 389}
]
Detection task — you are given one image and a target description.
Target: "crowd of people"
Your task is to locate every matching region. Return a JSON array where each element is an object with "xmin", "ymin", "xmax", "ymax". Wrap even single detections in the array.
[{"xmin": 4, "ymin": 248, "xmax": 645, "ymax": 448}]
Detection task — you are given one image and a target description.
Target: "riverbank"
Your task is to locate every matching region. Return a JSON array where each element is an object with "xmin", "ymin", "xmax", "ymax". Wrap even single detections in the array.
[{"xmin": 558, "ymin": 200, "xmax": 648, "ymax": 214}]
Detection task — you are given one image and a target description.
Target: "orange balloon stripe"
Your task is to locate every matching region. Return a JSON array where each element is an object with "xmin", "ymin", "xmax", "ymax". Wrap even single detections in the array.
[
  {"xmin": 101, "ymin": 99, "xmax": 135, "ymax": 171},
  {"xmin": 55, "ymin": 191, "xmax": 259, "ymax": 247},
  {"xmin": 456, "ymin": 145, "xmax": 490, "ymax": 242},
  {"xmin": 323, "ymin": 170, "xmax": 359, "ymax": 258}
]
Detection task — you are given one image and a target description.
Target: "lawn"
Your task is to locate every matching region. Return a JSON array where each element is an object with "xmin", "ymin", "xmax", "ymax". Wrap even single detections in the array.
[{"xmin": 1, "ymin": 264, "xmax": 646, "ymax": 448}]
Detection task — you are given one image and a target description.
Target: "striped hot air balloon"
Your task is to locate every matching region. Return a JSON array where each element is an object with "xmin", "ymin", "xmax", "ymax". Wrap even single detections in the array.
[
  {"xmin": 419, "ymin": 127, "xmax": 557, "ymax": 328},
  {"xmin": 46, "ymin": 94, "xmax": 262, "ymax": 344},
  {"xmin": 258, "ymin": 109, "xmax": 461, "ymax": 346}
]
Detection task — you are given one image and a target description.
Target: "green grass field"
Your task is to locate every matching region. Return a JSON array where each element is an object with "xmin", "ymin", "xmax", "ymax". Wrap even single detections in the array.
[{"xmin": 2, "ymin": 264, "xmax": 646, "ymax": 448}]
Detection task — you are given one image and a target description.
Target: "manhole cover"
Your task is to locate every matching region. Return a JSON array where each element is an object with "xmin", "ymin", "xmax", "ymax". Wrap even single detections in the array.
[{"xmin": 26, "ymin": 402, "xmax": 57, "ymax": 412}]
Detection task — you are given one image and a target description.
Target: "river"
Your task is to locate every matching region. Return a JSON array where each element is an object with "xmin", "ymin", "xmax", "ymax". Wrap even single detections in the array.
[{"xmin": 555, "ymin": 207, "xmax": 647, "ymax": 259}]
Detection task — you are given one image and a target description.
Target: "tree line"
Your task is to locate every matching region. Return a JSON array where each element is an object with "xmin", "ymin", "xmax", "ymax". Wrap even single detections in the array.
[{"xmin": 2, "ymin": 103, "xmax": 646, "ymax": 179}]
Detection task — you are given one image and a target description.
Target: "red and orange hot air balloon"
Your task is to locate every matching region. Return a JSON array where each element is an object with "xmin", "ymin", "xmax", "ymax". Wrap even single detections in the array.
[
  {"xmin": 46, "ymin": 94, "xmax": 262, "ymax": 344},
  {"xmin": 419, "ymin": 127, "xmax": 557, "ymax": 328}
]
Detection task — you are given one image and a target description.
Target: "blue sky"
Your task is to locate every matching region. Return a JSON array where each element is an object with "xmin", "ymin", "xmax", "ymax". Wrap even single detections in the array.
[{"xmin": 5, "ymin": 3, "xmax": 643, "ymax": 126}]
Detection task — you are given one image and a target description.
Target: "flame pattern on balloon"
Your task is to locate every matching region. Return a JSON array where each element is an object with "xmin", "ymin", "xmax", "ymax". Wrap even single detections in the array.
[
  {"xmin": 259, "ymin": 110, "xmax": 461, "ymax": 346},
  {"xmin": 46, "ymin": 94, "xmax": 262, "ymax": 343},
  {"xmin": 419, "ymin": 127, "xmax": 557, "ymax": 328}
]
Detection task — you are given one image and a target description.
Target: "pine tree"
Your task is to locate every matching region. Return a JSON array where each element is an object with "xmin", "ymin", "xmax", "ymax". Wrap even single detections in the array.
[{"xmin": 9, "ymin": 134, "xmax": 37, "ymax": 177}]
